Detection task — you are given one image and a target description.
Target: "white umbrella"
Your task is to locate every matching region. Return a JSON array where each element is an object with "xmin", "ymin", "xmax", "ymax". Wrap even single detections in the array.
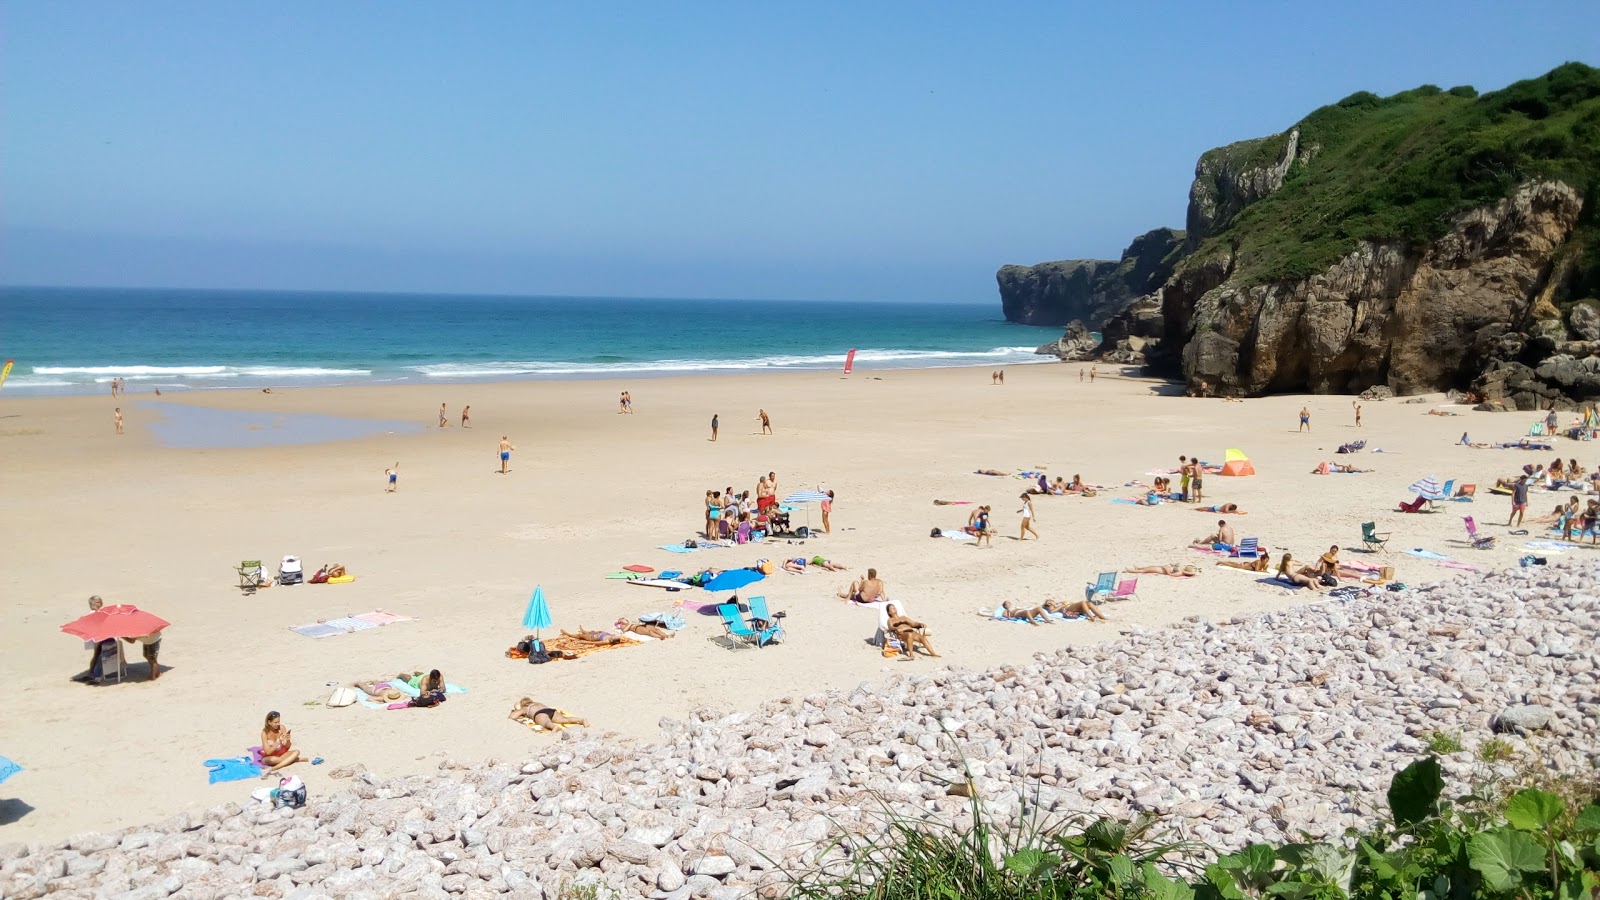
[
  {"xmin": 782, "ymin": 491, "xmax": 830, "ymax": 533},
  {"xmin": 1409, "ymin": 477, "xmax": 1446, "ymax": 501}
]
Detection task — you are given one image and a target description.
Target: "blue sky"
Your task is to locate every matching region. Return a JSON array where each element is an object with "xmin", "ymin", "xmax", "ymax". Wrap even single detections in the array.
[{"xmin": 3, "ymin": 2, "xmax": 1595, "ymax": 302}]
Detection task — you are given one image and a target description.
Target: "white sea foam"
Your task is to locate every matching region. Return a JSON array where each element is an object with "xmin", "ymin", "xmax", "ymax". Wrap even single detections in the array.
[
  {"xmin": 412, "ymin": 346, "xmax": 1044, "ymax": 378},
  {"xmin": 30, "ymin": 365, "xmax": 372, "ymax": 381}
]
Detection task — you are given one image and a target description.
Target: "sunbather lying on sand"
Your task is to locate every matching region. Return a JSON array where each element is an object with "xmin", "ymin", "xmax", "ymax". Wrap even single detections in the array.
[
  {"xmin": 615, "ymin": 618, "xmax": 674, "ymax": 640},
  {"xmin": 1124, "ymin": 563, "xmax": 1200, "ymax": 577},
  {"xmin": 1044, "ymin": 597, "xmax": 1108, "ymax": 621},
  {"xmin": 1197, "ymin": 503, "xmax": 1244, "ymax": 514},
  {"xmin": 1312, "ymin": 461, "xmax": 1370, "ymax": 474},
  {"xmin": 509, "ymin": 699, "xmax": 589, "ymax": 730},
  {"xmin": 808, "ymin": 556, "xmax": 847, "ymax": 571},
  {"xmin": 975, "ymin": 469, "xmax": 1009, "ymax": 476},
  {"xmin": 1002, "ymin": 599, "xmax": 1049, "ymax": 625},
  {"xmin": 1275, "ymin": 553, "xmax": 1322, "ymax": 591},
  {"xmin": 561, "ymin": 628, "xmax": 630, "ymax": 645},
  {"xmin": 1216, "ymin": 556, "xmax": 1269, "ymax": 572},
  {"xmin": 355, "ymin": 675, "xmax": 411, "ymax": 702}
]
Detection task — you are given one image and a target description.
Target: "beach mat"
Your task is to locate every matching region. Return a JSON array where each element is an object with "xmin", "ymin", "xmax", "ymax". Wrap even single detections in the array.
[
  {"xmin": 1404, "ymin": 549, "xmax": 1450, "ymax": 560},
  {"xmin": 205, "ymin": 749, "xmax": 262, "ymax": 784},
  {"xmin": 543, "ymin": 634, "xmax": 642, "ymax": 659},
  {"xmin": 291, "ymin": 610, "xmax": 412, "ymax": 638},
  {"xmin": 942, "ymin": 530, "xmax": 976, "ymax": 542},
  {"xmin": 628, "ymin": 578, "xmax": 688, "ymax": 591}
]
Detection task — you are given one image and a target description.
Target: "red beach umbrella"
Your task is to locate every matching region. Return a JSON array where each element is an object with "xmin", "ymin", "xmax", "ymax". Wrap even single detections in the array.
[{"xmin": 61, "ymin": 605, "xmax": 170, "ymax": 642}]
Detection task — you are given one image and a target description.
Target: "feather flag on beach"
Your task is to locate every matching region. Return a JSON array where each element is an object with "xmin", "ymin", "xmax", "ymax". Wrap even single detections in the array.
[
  {"xmin": 521, "ymin": 586, "xmax": 553, "ymax": 638},
  {"xmin": 843, "ymin": 349, "xmax": 857, "ymax": 374},
  {"xmin": 0, "ymin": 360, "xmax": 12, "ymax": 393}
]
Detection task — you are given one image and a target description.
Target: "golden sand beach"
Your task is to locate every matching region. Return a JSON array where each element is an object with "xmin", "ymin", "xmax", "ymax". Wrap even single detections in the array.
[{"xmin": 0, "ymin": 364, "xmax": 1571, "ymax": 839}]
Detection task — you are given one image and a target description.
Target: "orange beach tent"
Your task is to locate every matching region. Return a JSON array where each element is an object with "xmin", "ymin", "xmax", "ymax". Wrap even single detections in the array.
[{"xmin": 1219, "ymin": 448, "xmax": 1256, "ymax": 477}]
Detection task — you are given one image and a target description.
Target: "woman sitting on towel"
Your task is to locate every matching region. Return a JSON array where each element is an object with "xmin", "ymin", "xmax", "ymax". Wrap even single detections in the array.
[
  {"xmin": 1044, "ymin": 597, "xmax": 1109, "ymax": 622},
  {"xmin": 615, "ymin": 618, "xmax": 674, "ymax": 640},
  {"xmin": 1275, "ymin": 553, "xmax": 1322, "ymax": 591},
  {"xmin": 884, "ymin": 604, "xmax": 939, "ymax": 658},
  {"xmin": 260, "ymin": 711, "xmax": 309, "ymax": 777},
  {"xmin": 509, "ymin": 698, "xmax": 589, "ymax": 730},
  {"xmin": 1124, "ymin": 563, "xmax": 1200, "ymax": 577},
  {"xmin": 409, "ymin": 669, "xmax": 447, "ymax": 707},
  {"xmin": 1065, "ymin": 474, "xmax": 1085, "ymax": 493}
]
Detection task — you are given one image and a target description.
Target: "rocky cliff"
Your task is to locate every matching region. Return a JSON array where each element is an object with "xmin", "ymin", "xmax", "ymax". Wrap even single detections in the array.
[
  {"xmin": 997, "ymin": 227, "xmax": 1183, "ymax": 328},
  {"xmin": 1010, "ymin": 64, "xmax": 1600, "ymax": 406}
]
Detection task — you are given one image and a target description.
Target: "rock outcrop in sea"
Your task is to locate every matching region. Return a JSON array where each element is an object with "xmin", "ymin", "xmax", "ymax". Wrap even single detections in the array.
[
  {"xmin": 1001, "ymin": 64, "xmax": 1600, "ymax": 407},
  {"xmin": 997, "ymin": 227, "xmax": 1184, "ymax": 329},
  {"xmin": 4, "ymin": 561, "xmax": 1594, "ymax": 899}
]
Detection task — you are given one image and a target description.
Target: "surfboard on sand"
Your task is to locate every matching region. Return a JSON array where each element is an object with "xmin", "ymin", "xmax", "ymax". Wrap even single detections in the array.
[{"xmin": 627, "ymin": 578, "xmax": 685, "ymax": 591}]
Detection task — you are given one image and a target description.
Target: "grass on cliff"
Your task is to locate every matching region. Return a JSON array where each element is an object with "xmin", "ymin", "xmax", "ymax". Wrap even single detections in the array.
[
  {"xmin": 786, "ymin": 752, "xmax": 1600, "ymax": 899},
  {"xmin": 1197, "ymin": 62, "xmax": 1600, "ymax": 300}
]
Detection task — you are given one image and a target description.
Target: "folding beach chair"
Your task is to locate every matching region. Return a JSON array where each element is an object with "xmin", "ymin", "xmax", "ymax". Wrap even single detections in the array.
[
  {"xmin": 1398, "ymin": 496, "xmax": 1426, "ymax": 513},
  {"xmin": 1108, "ymin": 578, "xmax": 1139, "ymax": 601},
  {"xmin": 1529, "ymin": 422, "xmax": 1545, "ymax": 436},
  {"xmin": 746, "ymin": 595, "xmax": 785, "ymax": 643},
  {"xmin": 237, "ymin": 560, "xmax": 266, "ymax": 594},
  {"xmin": 1360, "ymin": 522, "xmax": 1390, "ymax": 553},
  {"xmin": 716, "ymin": 603, "xmax": 782, "ymax": 649},
  {"xmin": 1434, "ymin": 480, "xmax": 1456, "ymax": 509},
  {"xmin": 1455, "ymin": 484, "xmax": 1476, "ymax": 501},
  {"xmin": 1231, "ymin": 537, "xmax": 1261, "ymax": 560},
  {"xmin": 1462, "ymin": 516, "xmax": 1495, "ymax": 550},
  {"xmin": 1086, "ymin": 571, "xmax": 1116, "ymax": 602}
]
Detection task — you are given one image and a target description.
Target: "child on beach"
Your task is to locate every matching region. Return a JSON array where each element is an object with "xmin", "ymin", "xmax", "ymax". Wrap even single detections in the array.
[
  {"xmin": 461, "ymin": 406, "xmax": 471, "ymax": 428},
  {"xmin": 386, "ymin": 463, "xmax": 399, "ymax": 492},
  {"xmin": 710, "ymin": 413, "xmax": 719, "ymax": 441},
  {"xmin": 498, "ymin": 436, "xmax": 515, "ymax": 474},
  {"xmin": 114, "ymin": 407, "xmax": 123, "ymax": 435}
]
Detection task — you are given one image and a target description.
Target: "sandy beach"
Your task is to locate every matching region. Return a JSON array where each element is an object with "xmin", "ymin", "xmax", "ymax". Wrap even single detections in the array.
[{"xmin": 0, "ymin": 363, "xmax": 1580, "ymax": 840}]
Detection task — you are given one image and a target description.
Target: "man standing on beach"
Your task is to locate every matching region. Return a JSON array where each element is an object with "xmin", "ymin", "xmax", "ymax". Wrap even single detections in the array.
[
  {"xmin": 758, "ymin": 409, "xmax": 772, "ymax": 435},
  {"xmin": 461, "ymin": 406, "xmax": 471, "ymax": 428},
  {"xmin": 386, "ymin": 463, "xmax": 399, "ymax": 493},
  {"xmin": 1178, "ymin": 455, "xmax": 1190, "ymax": 503},
  {"xmin": 1190, "ymin": 452, "xmax": 1204, "ymax": 504},
  {"xmin": 498, "ymin": 436, "xmax": 515, "ymax": 474},
  {"xmin": 710, "ymin": 414, "xmax": 719, "ymax": 442},
  {"xmin": 1507, "ymin": 475, "xmax": 1529, "ymax": 527},
  {"xmin": 114, "ymin": 407, "xmax": 124, "ymax": 435},
  {"xmin": 1299, "ymin": 406, "xmax": 1311, "ymax": 432},
  {"xmin": 439, "ymin": 404, "xmax": 450, "ymax": 428},
  {"xmin": 1089, "ymin": 365, "xmax": 1097, "ymax": 383},
  {"xmin": 1353, "ymin": 402, "xmax": 1362, "ymax": 428}
]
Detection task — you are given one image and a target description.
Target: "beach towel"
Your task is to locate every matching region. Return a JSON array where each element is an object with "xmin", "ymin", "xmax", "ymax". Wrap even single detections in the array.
[
  {"xmin": 1256, "ymin": 576, "xmax": 1308, "ymax": 590},
  {"xmin": 389, "ymin": 680, "xmax": 466, "ymax": 698},
  {"xmin": 291, "ymin": 610, "xmax": 412, "ymax": 637},
  {"xmin": 1404, "ymin": 549, "xmax": 1451, "ymax": 560},
  {"xmin": 0, "ymin": 755, "xmax": 20, "ymax": 785},
  {"xmin": 1438, "ymin": 561, "xmax": 1484, "ymax": 571},
  {"xmin": 674, "ymin": 597, "xmax": 720, "ymax": 614},
  {"xmin": 942, "ymin": 530, "xmax": 976, "ymax": 541},
  {"xmin": 543, "ymin": 634, "xmax": 641, "ymax": 659},
  {"xmin": 1109, "ymin": 498, "xmax": 1143, "ymax": 505},
  {"xmin": 516, "ymin": 710, "xmax": 584, "ymax": 732},
  {"xmin": 932, "ymin": 500, "xmax": 973, "ymax": 505},
  {"xmin": 353, "ymin": 610, "xmax": 412, "ymax": 626},
  {"xmin": 978, "ymin": 606, "xmax": 1078, "ymax": 623},
  {"xmin": 204, "ymin": 754, "xmax": 262, "ymax": 784},
  {"xmin": 1525, "ymin": 540, "xmax": 1578, "ymax": 550},
  {"xmin": 638, "ymin": 611, "xmax": 687, "ymax": 630}
]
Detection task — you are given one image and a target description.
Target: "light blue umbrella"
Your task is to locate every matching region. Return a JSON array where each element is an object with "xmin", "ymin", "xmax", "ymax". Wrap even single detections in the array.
[
  {"xmin": 0, "ymin": 755, "xmax": 20, "ymax": 785},
  {"xmin": 782, "ymin": 490, "xmax": 830, "ymax": 531},
  {"xmin": 701, "ymin": 569, "xmax": 765, "ymax": 592},
  {"xmin": 521, "ymin": 585, "xmax": 553, "ymax": 638},
  {"xmin": 1409, "ymin": 476, "xmax": 1447, "ymax": 501}
]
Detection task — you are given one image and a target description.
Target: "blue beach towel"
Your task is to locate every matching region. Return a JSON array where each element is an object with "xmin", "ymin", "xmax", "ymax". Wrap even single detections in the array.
[
  {"xmin": 0, "ymin": 755, "xmax": 22, "ymax": 784},
  {"xmin": 204, "ymin": 755, "xmax": 262, "ymax": 784},
  {"xmin": 658, "ymin": 544, "xmax": 698, "ymax": 554},
  {"xmin": 1404, "ymin": 549, "xmax": 1451, "ymax": 560}
]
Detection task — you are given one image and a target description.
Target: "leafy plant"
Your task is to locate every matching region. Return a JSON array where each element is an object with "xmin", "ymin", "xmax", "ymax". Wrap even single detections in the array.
[{"xmin": 1426, "ymin": 731, "xmax": 1465, "ymax": 756}]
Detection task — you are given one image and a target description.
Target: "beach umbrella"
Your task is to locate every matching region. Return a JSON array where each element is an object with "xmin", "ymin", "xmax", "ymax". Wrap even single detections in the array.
[
  {"xmin": 0, "ymin": 755, "xmax": 20, "ymax": 785},
  {"xmin": 521, "ymin": 585, "xmax": 553, "ymax": 639},
  {"xmin": 1409, "ymin": 476, "xmax": 1447, "ymax": 501},
  {"xmin": 782, "ymin": 490, "xmax": 830, "ymax": 532},
  {"xmin": 701, "ymin": 569, "xmax": 764, "ymax": 593},
  {"xmin": 61, "ymin": 605, "xmax": 169, "ymax": 643}
]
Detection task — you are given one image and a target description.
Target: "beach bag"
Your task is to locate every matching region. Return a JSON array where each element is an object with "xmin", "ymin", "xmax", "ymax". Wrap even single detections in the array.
[
  {"xmin": 1318, "ymin": 574, "xmax": 1337, "ymax": 587},
  {"xmin": 325, "ymin": 687, "xmax": 360, "ymax": 708},
  {"xmin": 526, "ymin": 637, "xmax": 552, "ymax": 664},
  {"xmin": 275, "ymin": 776, "xmax": 307, "ymax": 809},
  {"xmin": 930, "ymin": 528, "xmax": 942, "ymax": 538},
  {"xmin": 881, "ymin": 637, "xmax": 903, "ymax": 659}
]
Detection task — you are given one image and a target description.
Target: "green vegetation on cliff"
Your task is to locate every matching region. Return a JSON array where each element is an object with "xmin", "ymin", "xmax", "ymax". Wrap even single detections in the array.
[{"xmin": 1201, "ymin": 62, "xmax": 1600, "ymax": 298}]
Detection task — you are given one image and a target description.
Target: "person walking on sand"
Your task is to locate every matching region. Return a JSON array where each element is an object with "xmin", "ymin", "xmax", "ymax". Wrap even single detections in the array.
[
  {"xmin": 498, "ymin": 436, "xmax": 515, "ymax": 474},
  {"xmin": 385, "ymin": 463, "xmax": 399, "ymax": 493},
  {"xmin": 619, "ymin": 392, "xmax": 628, "ymax": 414},
  {"xmin": 1079, "ymin": 368, "xmax": 1085, "ymax": 382},
  {"xmin": 1299, "ymin": 406, "xmax": 1311, "ymax": 432},
  {"xmin": 1089, "ymin": 365, "xmax": 1097, "ymax": 383},
  {"xmin": 1353, "ymin": 401, "xmax": 1362, "ymax": 428},
  {"xmin": 998, "ymin": 369, "xmax": 1004, "ymax": 385},
  {"xmin": 461, "ymin": 406, "xmax": 471, "ymax": 428},
  {"xmin": 623, "ymin": 391, "xmax": 633, "ymax": 413},
  {"xmin": 439, "ymin": 404, "xmax": 450, "ymax": 428},
  {"xmin": 758, "ymin": 408, "xmax": 772, "ymax": 435},
  {"xmin": 1017, "ymin": 493, "xmax": 1038, "ymax": 541},
  {"xmin": 821, "ymin": 489, "xmax": 834, "ymax": 533},
  {"xmin": 114, "ymin": 407, "xmax": 124, "ymax": 435},
  {"xmin": 710, "ymin": 413, "xmax": 719, "ymax": 442},
  {"xmin": 1507, "ymin": 474, "xmax": 1529, "ymax": 528}
]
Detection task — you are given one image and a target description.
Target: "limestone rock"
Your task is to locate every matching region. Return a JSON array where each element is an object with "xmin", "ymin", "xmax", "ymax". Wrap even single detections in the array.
[{"xmin": 998, "ymin": 228, "xmax": 1184, "ymax": 327}]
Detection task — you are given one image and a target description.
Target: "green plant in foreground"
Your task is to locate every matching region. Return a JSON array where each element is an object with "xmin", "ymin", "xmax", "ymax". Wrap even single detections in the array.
[
  {"xmin": 1426, "ymin": 731, "xmax": 1465, "ymax": 756},
  {"xmin": 787, "ymin": 754, "xmax": 1600, "ymax": 899}
]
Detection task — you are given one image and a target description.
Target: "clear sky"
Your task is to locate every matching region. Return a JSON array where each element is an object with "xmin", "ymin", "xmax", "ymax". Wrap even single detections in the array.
[{"xmin": 3, "ymin": 2, "xmax": 1596, "ymax": 302}]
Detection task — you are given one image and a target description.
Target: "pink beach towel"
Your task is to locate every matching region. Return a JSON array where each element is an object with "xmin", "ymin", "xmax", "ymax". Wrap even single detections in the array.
[{"xmin": 354, "ymin": 611, "xmax": 412, "ymax": 625}]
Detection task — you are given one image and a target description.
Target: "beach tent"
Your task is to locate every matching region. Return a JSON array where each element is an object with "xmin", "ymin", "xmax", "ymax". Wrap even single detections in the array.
[{"xmin": 1219, "ymin": 448, "xmax": 1256, "ymax": 477}]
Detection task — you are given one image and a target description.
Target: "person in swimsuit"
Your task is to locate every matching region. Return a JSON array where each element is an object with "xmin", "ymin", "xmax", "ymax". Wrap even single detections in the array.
[
  {"xmin": 260, "ymin": 711, "xmax": 309, "ymax": 777},
  {"xmin": 620, "ymin": 392, "xmax": 629, "ymax": 414},
  {"xmin": 1190, "ymin": 520, "xmax": 1235, "ymax": 549},
  {"xmin": 1275, "ymin": 553, "xmax": 1322, "ymax": 591},
  {"xmin": 509, "ymin": 699, "xmax": 589, "ymax": 730},
  {"xmin": 1017, "ymin": 493, "xmax": 1039, "ymax": 540},
  {"xmin": 850, "ymin": 568, "xmax": 886, "ymax": 604},
  {"xmin": 1044, "ymin": 597, "xmax": 1108, "ymax": 621},
  {"xmin": 1124, "ymin": 563, "xmax": 1200, "ymax": 577},
  {"xmin": 386, "ymin": 463, "xmax": 398, "ymax": 493},
  {"xmin": 1178, "ymin": 455, "xmax": 1190, "ymax": 502},
  {"xmin": 615, "ymin": 618, "xmax": 674, "ymax": 640},
  {"xmin": 407, "ymin": 669, "xmax": 448, "ymax": 707},
  {"xmin": 560, "ymin": 627, "xmax": 629, "ymax": 645},
  {"xmin": 1299, "ymin": 406, "xmax": 1310, "ymax": 432},
  {"xmin": 884, "ymin": 604, "xmax": 939, "ymax": 658},
  {"xmin": 1315, "ymin": 545, "xmax": 1341, "ymax": 578},
  {"xmin": 1199, "ymin": 503, "xmax": 1242, "ymax": 514},
  {"xmin": 820, "ymin": 490, "xmax": 833, "ymax": 533},
  {"xmin": 758, "ymin": 408, "xmax": 772, "ymax": 435},
  {"xmin": 973, "ymin": 507, "xmax": 993, "ymax": 547},
  {"xmin": 1189, "ymin": 452, "xmax": 1204, "ymax": 503},
  {"xmin": 498, "ymin": 436, "xmax": 515, "ymax": 474},
  {"xmin": 461, "ymin": 406, "xmax": 471, "ymax": 428},
  {"xmin": 809, "ymin": 556, "xmax": 846, "ymax": 571},
  {"xmin": 1353, "ymin": 401, "xmax": 1362, "ymax": 428},
  {"xmin": 1001, "ymin": 600, "xmax": 1049, "ymax": 625},
  {"xmin": 782, "ymin": 557, "xmax": 808, "ymax": 574},
  {"xmin": 439, "ymin": 403, "xmax": 450, "ymax": 428},
  {"xmin": 1216, "ymin": 555, "xmax": 1269, "ymax": 572},
  {"xmin": 710, "ymin": 413, "xmax": 719, "ymax": 442}
]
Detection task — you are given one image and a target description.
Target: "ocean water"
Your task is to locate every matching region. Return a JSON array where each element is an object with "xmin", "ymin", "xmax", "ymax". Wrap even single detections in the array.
[{"xmin": 0, "ymin": 286, "xmax": 1059, "ymax": 395}]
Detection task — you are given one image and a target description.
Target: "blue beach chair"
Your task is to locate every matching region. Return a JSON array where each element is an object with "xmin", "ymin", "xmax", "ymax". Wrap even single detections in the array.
[
  {"xmin": 746, "ymin": 595, "xmax": 785, "ymax": 643},
  {"xmin": 1232, "ymin": 537, "xmax": 1261, "ymax": 560},
  {"xmin": 1086, "ymin": 571, "xmax": 1116, "ymax": 602},
  {"xmin": 716, "ymin": 602, "xmax": 782, "ymax": 649}
]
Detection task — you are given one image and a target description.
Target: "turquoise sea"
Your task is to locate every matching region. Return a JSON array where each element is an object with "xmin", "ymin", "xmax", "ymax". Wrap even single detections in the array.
[{"xmin": 0, "ymin": 287, "xmax": 1060, "ymax": 396}]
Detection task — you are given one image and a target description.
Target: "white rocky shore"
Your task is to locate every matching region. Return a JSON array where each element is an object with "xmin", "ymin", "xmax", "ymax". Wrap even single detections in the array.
[{"xmin": 5, "ymin": 562, "xmax": 1596, "ymax": 900}]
